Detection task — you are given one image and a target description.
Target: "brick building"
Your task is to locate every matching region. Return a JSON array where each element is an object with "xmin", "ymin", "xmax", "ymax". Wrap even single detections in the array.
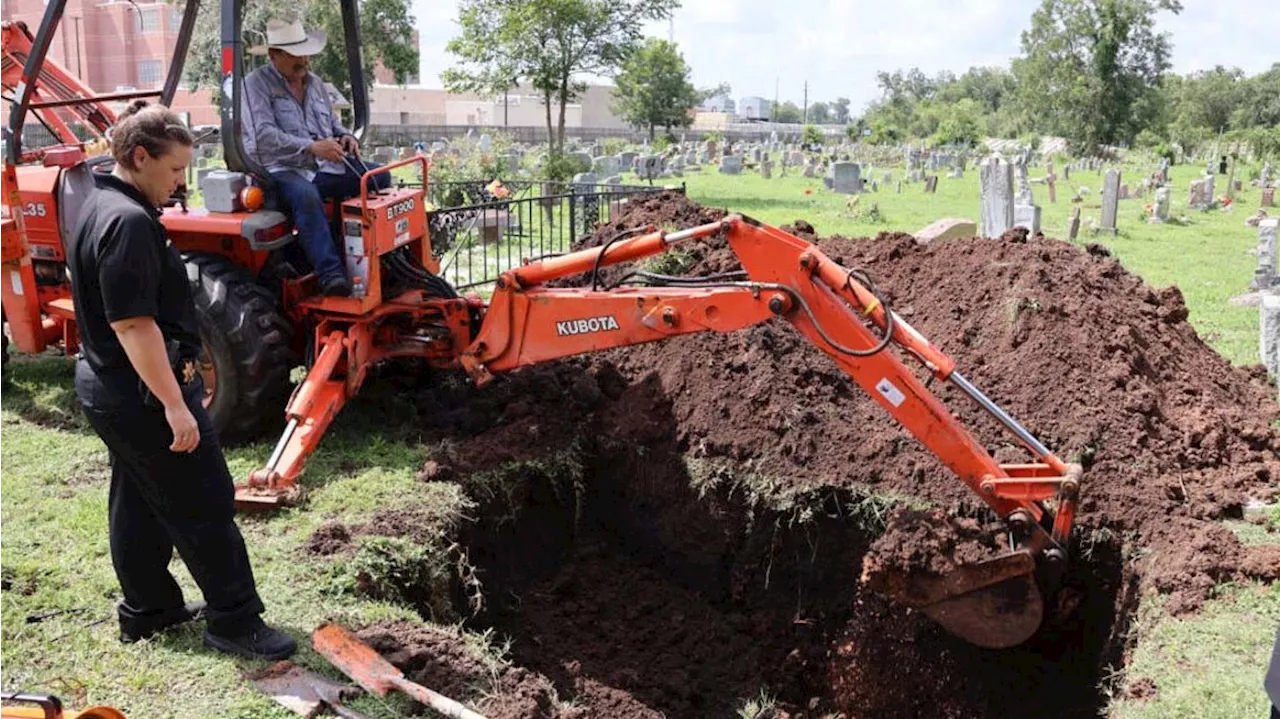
[{"xmin": 1, "ymin": 0, "xmax": 217, "ymax": 125}]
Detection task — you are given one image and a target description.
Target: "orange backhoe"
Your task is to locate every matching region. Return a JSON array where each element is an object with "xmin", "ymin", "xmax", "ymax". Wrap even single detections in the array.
[{"xmin": 1, "ymin": 0, "xmax": 1081, "ymax": 649}]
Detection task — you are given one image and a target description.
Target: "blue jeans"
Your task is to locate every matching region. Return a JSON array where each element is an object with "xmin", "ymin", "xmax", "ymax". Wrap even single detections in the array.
[{"xmin": 270, "ymin": 162, "xmax": 392, "ymax": 283}]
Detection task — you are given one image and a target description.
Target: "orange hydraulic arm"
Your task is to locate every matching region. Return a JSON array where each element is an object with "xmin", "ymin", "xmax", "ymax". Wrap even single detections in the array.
[
  {"xmin": 461, "ymin": 215, "xmax": 1080, "ymax": 557},
  {"xmin": 2, "ymin": 20, "xmax": 115, "ymax": 160},
  {"xmin": 242, "ymin": 215, "xmax": 1079, "ymax": 566}
]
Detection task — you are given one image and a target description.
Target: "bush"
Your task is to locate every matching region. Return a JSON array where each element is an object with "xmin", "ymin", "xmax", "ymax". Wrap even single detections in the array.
[
  {"xmin": 702, "ymin": 131, "xmax": 724, "ymax": 143},
  {"xmin": 540, "ymin": 150, "xmax": 590, "ymax": 182},
  {"xmin": 801, "ymin": 124, "xmax": 825, "ymax": 147},
  {"xmin": 600, "ymin": 137, "xmax": 629, "ymax": 156},
  {"xmin": 653, "ymin": 133, "xmax": 674, "ymax": 152}
]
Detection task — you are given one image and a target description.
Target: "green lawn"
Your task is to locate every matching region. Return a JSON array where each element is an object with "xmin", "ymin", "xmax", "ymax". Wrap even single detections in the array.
[{"xmin": 2, "ymin": 156, "xmax": 1276, "ymax": 718}]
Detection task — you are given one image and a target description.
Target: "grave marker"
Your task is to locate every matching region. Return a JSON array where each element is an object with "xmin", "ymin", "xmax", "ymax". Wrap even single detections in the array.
[
  {"xmin": 719, "ymin": 155, "xmax": 744, "ymax": 175},
  {"xmin": 980, "ymin": 154, "xmax": 1015, "ymax": 237},
  {"xmin": 924, "ymin": 175, "xmax": 938, "ymax": 193},
  {"xmin": 1150, "ymin": 186, "xmax": 1170, "ymax": 223},
  {"xmin": 1067, "ymin": 206, "xmax": 1081, "ymax": 241},
  {"xmin": 1264, "ymin": 188, "xmax": 1276, "ymax": 208},
  {"xmin": 1100, "ymin": 169, "xmax": 1121, "ymax": 234}
]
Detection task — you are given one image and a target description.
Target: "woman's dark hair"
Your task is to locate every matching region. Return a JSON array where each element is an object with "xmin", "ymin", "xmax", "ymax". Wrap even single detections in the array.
[{"xmin": 111, "ymin": 100, "xmax": 195, "ymax": 171}]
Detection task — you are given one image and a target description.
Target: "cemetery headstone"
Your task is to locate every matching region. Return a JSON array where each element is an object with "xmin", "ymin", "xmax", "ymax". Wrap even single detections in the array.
[
  {"xmin": 1262, "ymin": 292, "xmax": 1280, "ymax": 380},
  {"xmin": 1118, "ymin": 184, "xmax": 1130, "ymax": 200},
  {"xmin": 1188, "ymin": 179, "xmax": 1210, "ymax": 210},
  {"xmin": 1264, "ymin": 188, "xmax": 1276, "ymax": 208},
  {"xmin": 1067, "ymin": 206, "xmax": 1081, "ymax": 241},
  {"xmin": 1012, "ymin": 154, "xmax": 1041, "ymax": 234},
  {"xmin": 896, "ymin": 180, "xmax": 902, "ymax": 194},
  {"xmin": 637, "ymin": 155, "xmax": 663, "ymax": 180},
  {"xmin": 924, "ymin": 175, "xmax": 939, "ymax": 193},
  {"xmin": 1150, "ymin": 186, "xmax": 1170, "ymax": 223},
  {"xmin": 719, "ymin": 155, "xmax": 744, "ymax": 175},
  {"xmin": 1250, "ymin": 218, "xmax": 1279, "ymax": 291},
  {"xmin": 760, "ymin": 159, "xmax": 772, "ymax": 179},
  {"xmin": 604, "ymin": 175, "xmax": 624, "ymax": 187},
  {"xmin": 1101, "ymin": 169, "xmax": 1121, "ymax": 235},
  {"xmin": 571, "ymin": 172, "xmax": 597, "ymax": 187},
  {"xmin": 829, "ymin": 162, "xmax": 864, "ymax": 194},
  {"xmin": 980, "ymin": 154, "xmax": 1015, "ymax": 238},
  {"xmin": 478, "ymin": 133, "xmax": 492, "ymax": 153}
]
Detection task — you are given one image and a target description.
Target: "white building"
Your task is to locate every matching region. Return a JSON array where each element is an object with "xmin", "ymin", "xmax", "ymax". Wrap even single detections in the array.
[{"xmin": 739, "ymin": 96, "xmax": 771, "ymax": 121}]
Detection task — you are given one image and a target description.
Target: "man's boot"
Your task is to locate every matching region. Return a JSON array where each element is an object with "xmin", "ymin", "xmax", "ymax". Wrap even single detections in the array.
[{"xmin": 203, "ymin": 618, "xmax": 297, "ymax": 661}]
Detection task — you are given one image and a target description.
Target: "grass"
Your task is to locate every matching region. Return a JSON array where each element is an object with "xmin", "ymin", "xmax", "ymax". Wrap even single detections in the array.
[
  {"xmin": 3, "ymin": 155, "xmax": 1277, "ymax": 718},
  {"xmin": 0, "ymin": 359, "xmax": 501, "ymax": 718}
]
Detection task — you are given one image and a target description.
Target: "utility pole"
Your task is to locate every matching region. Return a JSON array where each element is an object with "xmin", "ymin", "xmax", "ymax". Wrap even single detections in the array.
[{"xmin": 772, "ymin": 76, "xmax": 778, "ymax": 123}]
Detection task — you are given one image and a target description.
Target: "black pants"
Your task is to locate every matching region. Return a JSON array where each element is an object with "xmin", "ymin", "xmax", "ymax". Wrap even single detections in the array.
[{"xmin": 75, "ymin": 360, "xmax": 265, "ymax": 636}]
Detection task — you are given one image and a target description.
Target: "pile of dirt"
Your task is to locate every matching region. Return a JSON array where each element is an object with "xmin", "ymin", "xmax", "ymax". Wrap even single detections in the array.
[
  {"xmin": 559, "ymin": 193, "xmax": 1279, "ymax": 614},
  {"xmin": 344, "ymin": 192, "xmax": 1278, "ymax": 718}
]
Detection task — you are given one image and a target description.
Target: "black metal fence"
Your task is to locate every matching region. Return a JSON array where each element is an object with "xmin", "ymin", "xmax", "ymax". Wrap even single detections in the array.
[{"xmin": 428, "ymin": 181, "xmax": 683, "ymax": 291}]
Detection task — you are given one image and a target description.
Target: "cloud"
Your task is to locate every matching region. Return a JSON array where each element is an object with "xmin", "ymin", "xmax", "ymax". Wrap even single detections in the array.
[{"xmin": 411, "ymin": 0, "xmax": 1277, "ymax": 112}]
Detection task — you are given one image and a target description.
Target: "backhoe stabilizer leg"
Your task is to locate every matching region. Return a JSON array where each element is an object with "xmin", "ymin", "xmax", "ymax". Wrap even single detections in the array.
[{"xmin": 235, "ymin": 330, "xmax": 351, "ymax": 511}]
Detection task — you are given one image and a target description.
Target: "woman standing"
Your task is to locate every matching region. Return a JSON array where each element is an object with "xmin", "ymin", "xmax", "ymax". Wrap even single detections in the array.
[{"xmin": 66, "ymin": 101, "xmax": 294, "ymax": 660}]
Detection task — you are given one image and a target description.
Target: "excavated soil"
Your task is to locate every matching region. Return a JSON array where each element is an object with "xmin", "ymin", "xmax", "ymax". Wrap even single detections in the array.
[{"xmin": 329, "ymin": 192, "xmax": 1278, "ymax": 718}]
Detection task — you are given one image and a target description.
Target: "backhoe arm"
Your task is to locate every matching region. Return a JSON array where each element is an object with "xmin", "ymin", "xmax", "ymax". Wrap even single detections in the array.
[{"xmin": 463, "ymin": 215, "xmax": 1078, "ymax": 547}]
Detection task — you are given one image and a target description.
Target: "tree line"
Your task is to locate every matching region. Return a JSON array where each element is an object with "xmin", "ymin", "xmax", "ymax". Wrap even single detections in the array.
[{"xmin": 855, "ymin": 1, "xmax": 1280, "ymax": 157}]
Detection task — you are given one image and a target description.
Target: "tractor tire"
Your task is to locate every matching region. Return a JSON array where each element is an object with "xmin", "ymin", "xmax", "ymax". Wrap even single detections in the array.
[
  {"xmin": 184, "ymin": 252, "xmax": 296, "ymax": 443},
  {"xmin": 0, "ymin": 303, "xmax": 8, "ymax": 391}
]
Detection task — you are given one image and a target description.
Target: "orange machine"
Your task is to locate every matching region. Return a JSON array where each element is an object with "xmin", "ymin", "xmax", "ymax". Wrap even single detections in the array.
[
  {"xmin": 244, "ymin": 211, "xmax": 1082, "ymax": 649},
  {"xmin": 1, "ymin": 0, "xmax": 1081, "ymax": 648},
  {"xmin": 0, "ymin": 693, "xmax": 125, "ymax": 719}
]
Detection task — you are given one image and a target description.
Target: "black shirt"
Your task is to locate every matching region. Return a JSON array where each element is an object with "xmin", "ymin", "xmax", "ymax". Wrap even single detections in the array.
[{"xmin": 67, "ymin": 173, "xmax": 202, "ymax": 377}]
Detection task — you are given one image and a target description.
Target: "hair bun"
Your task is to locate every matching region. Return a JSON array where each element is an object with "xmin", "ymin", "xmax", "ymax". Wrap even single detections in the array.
[{"xmin": 119, "ymin": 99, "xmax": 151, "ymax": 120}]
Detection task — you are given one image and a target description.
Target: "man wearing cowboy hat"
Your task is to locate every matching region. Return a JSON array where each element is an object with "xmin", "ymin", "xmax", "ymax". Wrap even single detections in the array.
[{"xmin": 242, "ymin": 17, "xmax": 391, "ymax": 297}]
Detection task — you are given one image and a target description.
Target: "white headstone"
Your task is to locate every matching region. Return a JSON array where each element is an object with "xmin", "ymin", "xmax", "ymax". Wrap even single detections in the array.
[
  {"xmin": 718, "ymin": 155, "xmax": 743, "ymax": 175},
  {"xmin": 829, "ymin": 162, "xmax": 863, "ymax": 194},
  {"xmin": 478, "ymin": 133, "xmax": 492, "ymax": 152},
  {"xmin": 1262, "ymin": 292, "xmax": 1280, "ymax": 379},
  {"xmin": 1101, "ymin": 169, "xmax": 1121, "ymax": 234},
  {"xmin": 980, "ymin": 155, "xmax": 1015, "ymax": 237}
]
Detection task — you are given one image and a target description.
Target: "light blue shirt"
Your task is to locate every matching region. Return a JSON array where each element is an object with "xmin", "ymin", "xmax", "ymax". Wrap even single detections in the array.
[{"xmin": 242, "ymin": 63, "xmax": 351, "ymax": 181}]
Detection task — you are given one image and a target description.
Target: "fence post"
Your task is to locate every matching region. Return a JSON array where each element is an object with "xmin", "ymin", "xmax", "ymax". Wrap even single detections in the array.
[{"xmin": 568, "ymin": 183, "xmax": 578, "ymax": 243}]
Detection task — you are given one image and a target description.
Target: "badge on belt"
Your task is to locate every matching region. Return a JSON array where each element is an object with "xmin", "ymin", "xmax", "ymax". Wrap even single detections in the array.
[{"xmin": 181, "ymin": 359, "xmax": 198, "ymax": 385}]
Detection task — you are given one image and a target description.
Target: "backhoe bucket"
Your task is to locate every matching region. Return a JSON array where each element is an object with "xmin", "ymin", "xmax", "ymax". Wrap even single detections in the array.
[{"xmin": 865, "ymin": 550, "xmax": 1044, "ymax": 649}]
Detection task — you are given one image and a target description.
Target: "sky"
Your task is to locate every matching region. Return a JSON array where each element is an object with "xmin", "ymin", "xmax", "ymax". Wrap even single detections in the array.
[{"xmin": 408, "ymin": 0, "xmax": 1280, "ymax": 112}]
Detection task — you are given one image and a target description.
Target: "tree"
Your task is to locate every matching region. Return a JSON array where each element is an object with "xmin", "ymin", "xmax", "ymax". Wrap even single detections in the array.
[
  {"xmin": 833, "ymin": 97, "xmax": 851, "ymax": 125},
  {"xmin": 443, "ymin": 0, "xmax": 679, "ymax": 153},
  {"xmin": 1012, "ymin": 0, "xmax": 1182, "ymax": 152},
  {"xmin": 612, "ymin": 39, "xmax": 709, "ymax": 140},
  {"xmin": 183, "ymin": 0, "xmax": 419, "ymax": 104},
  {"xmin": 773, "ymin": 100, "xmax": 802, "ymax": 124},
  {"xmin": 931, "ymin": 98, "xmax": 982, "ymax": 147},
  {"xmin": 806, "ymin": 101, "xmax": 831, "ymax": 124},
  {"xmin": 801, "ymin": 124, "xmax": 824, "ymax": 146}
]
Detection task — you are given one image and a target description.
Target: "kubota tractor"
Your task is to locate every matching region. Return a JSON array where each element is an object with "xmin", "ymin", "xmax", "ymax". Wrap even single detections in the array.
[{"xmin": 2, "ymin": 0, "xmax": 1083, "ymax": 648}]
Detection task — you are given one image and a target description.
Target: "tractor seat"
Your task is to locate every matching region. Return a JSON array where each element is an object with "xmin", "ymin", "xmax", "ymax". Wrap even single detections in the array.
[{"xmin": 55, "ymin": 159, "xmax": 98, "ymax": 249}]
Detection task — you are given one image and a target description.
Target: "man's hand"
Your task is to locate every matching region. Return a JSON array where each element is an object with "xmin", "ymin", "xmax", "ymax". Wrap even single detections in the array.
[
  {"xmin": 309, "ymin": 138, "xmax": 344, "ymax": 163},
  {"xmin": 165, "ymin": 400, "xmax": 201, "ymax": 453},
  {"xmin": 339, "ymin": 134, "xmax": 359, "ymax": 155}
]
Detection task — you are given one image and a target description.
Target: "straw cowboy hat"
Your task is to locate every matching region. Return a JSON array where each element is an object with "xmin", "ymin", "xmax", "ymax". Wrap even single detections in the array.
[{"xmin": 248, "ymin": 18, "xmax": 327, "ymax": 56}]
